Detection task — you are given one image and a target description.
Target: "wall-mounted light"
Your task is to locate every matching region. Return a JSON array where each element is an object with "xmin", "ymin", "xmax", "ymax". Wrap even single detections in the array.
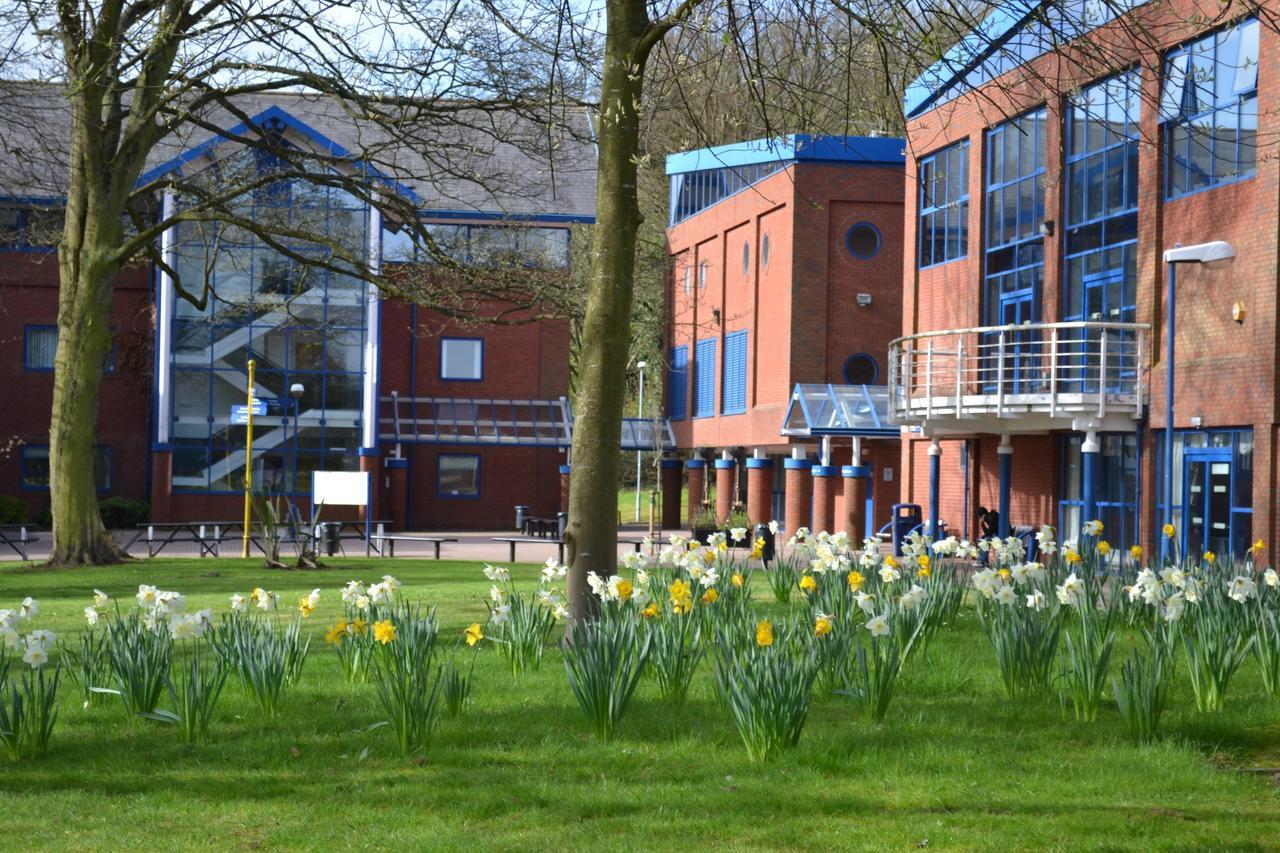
[
  {"xmin": 1039, "ymin": 220, "xmax": 1055, "ymax": 237},
  {"xmin": 1189, "ymin": 416, "xmax": 1203, "ymax": 429},
  {"xmin": 1232, "ymin": 301, "xmax": 1247, "ymax": 323},
  {"xmin": 856, "ymin": 293, "xmax": 873, "ymax": 308},
  {"xmin": 711, "ymin": 308, "xmax": 722, "ymax": 326}
]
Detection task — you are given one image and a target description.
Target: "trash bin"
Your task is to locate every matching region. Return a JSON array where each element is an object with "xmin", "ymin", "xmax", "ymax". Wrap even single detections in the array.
[
  {"xmin": 514, "ymin": 505, "xmax": 529, "ymax": 533},
  {"xmin": 556, "ymin": 511, "xmax": 568, "ymax": 540},
  {"xmin": 753, "ymin": 522, "xmax": 776, "ymax": 565},
  {"xmin": 323, "ymin": 522, "xmax": 341, "ymax": 557},
  {"xmin": 890, "ymin": 503, "xmax": 922, "ymax": 556}
]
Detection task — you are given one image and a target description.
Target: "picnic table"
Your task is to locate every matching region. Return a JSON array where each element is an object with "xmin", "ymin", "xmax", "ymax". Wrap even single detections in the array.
[
  {"xmin": 0, "ymin": 524, "xmax": 41, "ymax": 560},
  {"xmin": 127, "ymin": 519, "xmax": 391, "ymax": 558}
]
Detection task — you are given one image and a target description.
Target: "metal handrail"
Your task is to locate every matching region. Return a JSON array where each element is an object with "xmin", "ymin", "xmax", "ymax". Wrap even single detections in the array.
[{"xmin": 890, "ymin": 319, "xmax": 1151, "ymax": 347}]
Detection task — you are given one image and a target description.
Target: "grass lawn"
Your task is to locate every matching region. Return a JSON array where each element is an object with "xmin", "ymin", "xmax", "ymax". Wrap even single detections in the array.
[
  {"xmin": 616, "ymin": 486, "xmax": 695, "ymax": 524},
  {"xmin": 1, "ymin": 557, "xmax": 1278, "ymax": 849}
]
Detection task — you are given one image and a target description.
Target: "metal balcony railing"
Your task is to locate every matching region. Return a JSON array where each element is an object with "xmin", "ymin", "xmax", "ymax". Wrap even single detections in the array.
[{"xmin": 888, "ymin": 321, "xmax": 1151, "ymax": 425}]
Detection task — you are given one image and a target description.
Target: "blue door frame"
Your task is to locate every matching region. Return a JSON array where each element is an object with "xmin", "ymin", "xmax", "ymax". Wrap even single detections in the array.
[
  {"xmin": 1078, "ymin": 269, "xmax": 1135, "ymax": 393},
  {"xmin": 983, "ymin": 287, "xmax": 1039, "ymax": 394},
  {"xmin": 1182, "ymin": 447, "xmax": 1233, "ymax": 559}
]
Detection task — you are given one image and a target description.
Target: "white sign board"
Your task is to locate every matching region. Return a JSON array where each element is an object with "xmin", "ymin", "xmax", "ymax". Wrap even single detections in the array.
[{"xmin": 312, "ymin": 471, "xmax": 369, "ymax": 507}]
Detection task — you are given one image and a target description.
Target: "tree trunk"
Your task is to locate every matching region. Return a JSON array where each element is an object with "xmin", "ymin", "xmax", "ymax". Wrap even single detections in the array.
[{"xmin": 565, "ymin": 0, "xmax": 652, "ymax": 624}]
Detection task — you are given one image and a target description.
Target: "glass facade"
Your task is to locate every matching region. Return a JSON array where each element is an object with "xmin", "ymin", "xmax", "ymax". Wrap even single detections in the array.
[
  {"xmin": 669, "ymin": 161, "xmax": 785, "ymax": 225},
  {"xmin": 1162, "ymin": 17, "xmax": 1259, "ymax": 197},
  {"xmin": 382, "ymin": 222, "xmax": 569, "ymax": 269},
  {"xmin": 169, "ymin": 151, "xmax": 369, "ymax": 494},
  {"xmin": 1058, "ymin": 433, "xmax": 1139, "ymax": 551},
  {"xmin": 1154, "ymin": 429, "xmax": 1254, "ymax": 558},
  {"xmin": 917, "ymin": 140, "xmax": 969, "ymax": 268}
]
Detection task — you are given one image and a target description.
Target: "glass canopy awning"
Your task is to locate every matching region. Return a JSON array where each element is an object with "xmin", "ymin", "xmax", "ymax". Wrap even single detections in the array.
[
  {"xmin": 781, "ymin": 384, "xmax": 897, "ymax": 437},
  {"xmin": 379, "ymin": 393, "xmax": 674, "ymax": 450}
]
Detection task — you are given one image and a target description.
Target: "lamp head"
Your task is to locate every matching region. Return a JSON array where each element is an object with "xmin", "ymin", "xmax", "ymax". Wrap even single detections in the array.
[
  {"xmin": 1163, "ymin": 240, "xmax": 1236, "ymax": 268},
  {"xmin": 289, "ymin": 383, "xmax": 305, "ymax": 399},
  {"xmin": 637, "ymin": 360, "xmax": 647, "ymax": 370}
]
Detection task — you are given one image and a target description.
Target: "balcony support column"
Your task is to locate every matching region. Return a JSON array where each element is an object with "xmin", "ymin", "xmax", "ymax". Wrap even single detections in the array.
[
  {"xmin": 928, "ymin": 438, "xmax": 941, "ymax": 539},
  {"xmin": 997, "ymin": 434, "xmax": 1013, "ymax": 539},
  {"xmin": 1082, "ymin": 430, "xmax": 1100, "ymax": 534}
]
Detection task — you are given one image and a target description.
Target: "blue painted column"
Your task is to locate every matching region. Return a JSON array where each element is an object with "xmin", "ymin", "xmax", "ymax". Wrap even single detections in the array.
[
  {"xmin": 997, "ymin": 434, "xmax": 1012, "ymax": 539},
  {"xmin": 928, "ymin": 438, "xmax": 941, "ymax": 539},
  {"xmin": 1081, "ymin": 430, "xmax": 1100, "ymax": 534}
]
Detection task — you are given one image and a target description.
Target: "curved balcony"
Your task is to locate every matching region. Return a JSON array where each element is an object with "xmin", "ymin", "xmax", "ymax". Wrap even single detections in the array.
[{"xmin": 888, "ymin": 321, "xmax": 1151, "ymax": 434}]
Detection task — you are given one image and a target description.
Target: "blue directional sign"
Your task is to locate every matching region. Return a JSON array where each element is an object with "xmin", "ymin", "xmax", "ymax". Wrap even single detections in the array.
[{"xmin": 231, "ymin": 399, "xmax": 268, "ymax": 424}]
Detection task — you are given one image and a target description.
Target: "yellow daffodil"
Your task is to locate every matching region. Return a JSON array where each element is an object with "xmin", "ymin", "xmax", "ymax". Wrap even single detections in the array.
[
  {"xmin": 717, "ymin": 541, "xmax": 728, "ymax": 553},
  {"xmin": 700, "ymin": 588, "xmax": 719, "ymax": 605},
  {"xmin": 1097, "ymin": 540, "xmax": 1111, "ymax": 557},
  {"xmin": 884, "ymin": 555, "xmax": 898, "ymax": 569},
  {"xmin": 749, "ymin": 538, "xmax": 764, "ymax": 559},
  {"xmin": 669, "ymin": 579, "xmax": 693, "ymax": 615},
  {"xmin": 1251, "ymin": 538, "xmax": 1265, "ymax": 554},
  {"xmin": 1129, "ymin": 545, "xmax": 1143, "ymax": 561},
  {"xmin": 1162, "ymin": 523, "xmax": 1176, "ymax": 538},
  {"xmin": 298, "ymin": 598, "xmax": 316, "ymax": 618},
  {"xmin": 1203, "ymin": 551, "xmax": 1216, "ymax": 565},
  {"xmin": 465, "ymin": 623, "xmax": 484, "ymax": 646},
  {"xmin": 373, "ymin": 619, "xmax": 397, "ymax": 644},
  {"xmin": 917, "ymin": 565, "xmax": 931, "ymax": 579},
  {"xmin": 1065, "ymin": 549, "xmax": 1082, "ymax": 565},
  {"xmin": 641, "ymin": 601, "xmax": 660, "ymax": 619},
  {"xmin": 814, "ymin": 616, "xmax": 833, "ymax": 638},
  {"xmin": 323, "ymin": 621, "xmax": 349, "ymax": 645},
  {"xmin": 848, "ymin": 570, "xmax": 865, "ymax": 591},
  {"xmin": 732, "ymin": 572, "xmax": 744, "ymax": 588},
  {"xmin": 917, "ymin": 554, "xmax": 931, "ymax": 570},
  {"xmin": 615, "ymin": 579, "xmax": 634, "ymax": 601},
  {"xmin": 755, "ymin": 619, "xmax": 774, "ymax": 648},
  {"xmin": 351, "ymin": 619, "xmax": 368, "ymax": 635},
  {"xmin": 799, "ymin": 574, "xmax": 817, "ymax": 593},
  {"xmin": 998, "ymin": 568, "xmax": 1011, "ymax": 580},
  {"xmin": 702, "ymin": 550, "xmax": 716, "ymax": 565}
]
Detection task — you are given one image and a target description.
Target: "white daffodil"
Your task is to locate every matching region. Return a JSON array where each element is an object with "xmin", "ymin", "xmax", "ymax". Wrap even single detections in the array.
[
  {"xmin": 489, "ymin": 584, "xmax": 505, "ymax": 603},
  {"xmin": 355, "ymin": 595, "xmax": 371, "ymax": 611},
  {"xmin": 257, "ymin": 591, "xmax": 278, "ymax": 611},
  {"xmin": 1228, "ymin": 575, "xmax": 1257, "ymax": 604},
  {"xmin": 381, "ymin": 575, "xmax": 402, "ymax": 593},
  {"xmin": 230, "ymin": 593, "xmax": 247, "ymax": 612},
  {"xmin": 586, "ymin": 571, "xmax": 608, "ymax": 599},
  {"xmin": 341, "ymin": 580, "xmax": 365, "ymax": 604},
  {"xmin": 900, "ymin": 584, "xmax": 928, "ymax": 611},
  {"xmin": 306, "ymin": 589, "xmax": 321, "ymax": 610},
  {"xmin": 93, "ymin": 589, "xmax": 110, "ymax": 609},
  {"xmin": 1025, "ymin": 589, "xmax": 1047, "ymax": 611},
  {"xmin": 855, "ymin": 591, "xmax": 876, "ymax": 615},
  {"xmin": 699, "ymin": 568, "xmax": 719, "ymax": 588},
  {"xmin": 866, "ymin": 615, "xmax": 890, "ymax": 637},
  {"xmin": 22, "ymin": 645, "xmax": 48, "ymax": 668},
  {"xmin": 27, "ymin": 629, "xmax": 55, "ymax": 650},
  {"xmin": 19, "ymin": 597, "xmax": 38, "ymax": 620},
  {"xmin": 368, "ymin": 582, "xmax": 390, "ymax": 604},
  {"xmin": 170, "ymin": 614, "xmax": 198, "ymax": 640},
  {"xmin": 1, "ymin": 628, "xmax": 19, "ymax": 650},
  {"xmin": 0, "ymin": 609, "xmax": 18, "ymax": 631},
  {"xmin": 195, "ymin": 608, "xmax": 214, "ymax": 629},
  {"xmin": 1056, "ymin": 573, "xmax": 1085, "ymax": 608},
  {"xmin": 957, "ymin": 540, "xmax": 980, "ymax": 560},
  {"xmin": 1264, "ymin": 568, "xmax": 1279, "ymax": 588},
  {"xmin": 768, "ymin": 520, "xmax": 780, "ymax": 536},
  {"xmin": 730, "ymin": 527, "xmax": 747, "ymax": 542},
  {"xmin": 482, "ymin": 564, "xmax": 509, "ymax": 582},
  {"xmin": 1082, "ymin": 519, "xmax": 1104, "ymax": 538},
  {"xmin": 1010, "ymin": 563, "xmax": 1032, "ymax": 586},
  {"xmin": 84, "ymin": 607, "xmax": 100, "ymax": 626},
  {"xmin": 1162, "ymin": 593, "xmax": 1186, "ymax": 623},
  {"xmin": 878, "ymin": 565, "xmax": 900, "ymax": 584},
  {"xmin": 552, "ymin": 603, "xmax": 570, "ymax": 621},
  {"xmin": 1183, "ymin": 576, "xmax": 1204, "ymax": 604},
  {"xmin": 995, "ymin": 585, "xmax": 1018, "ymax": 606},
  {"xmin": 136, "ymin": 585, "xmax": 159, "ymax": 608},
  {"xmin": 620, "ymin": 551, "xmax": 645, "ymax": 572},
  {"xmin": 636, "ymin": 569, "xmax": 650, "ymax": 586},
  {"xmin": 972, "ymin": 568, "xmax": 1001, "ymax": 599},
  {"xmin": 492, "ymin": 603, "xmax": 512, "ymax": 625}
]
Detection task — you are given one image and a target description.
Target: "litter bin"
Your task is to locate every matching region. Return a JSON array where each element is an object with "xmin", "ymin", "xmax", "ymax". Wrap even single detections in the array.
[
  {"xmin": 514, "ymin": 505, "xmax": 530, "ymax": 533},
  {"xmin": 753, "ymin": 522, "xmax": 776, "ymax": 565},
  {"xmin": 556, "ymin": 511, "xmax": 568, "ymax": 540},
  {"xmin": 322, "ymin": 522, "xmax": 341, "ymax": 557},
  {"xmin": 890, "ymin": 503, "xmax": 922, "ymax": 556}
]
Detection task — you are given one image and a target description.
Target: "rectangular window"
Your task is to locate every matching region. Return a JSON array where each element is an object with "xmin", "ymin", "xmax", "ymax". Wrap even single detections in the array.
[
  {"xmin": 721, "ymin": 330, "xmax": 748, "ymax": 414},
  {"xmin": 437, "ymin": 453, "xmax": 480, "ymax": 498},
  {"xmin": 23, "ymin": 325, "xmax": 116, "ymax": 373},
  {"xmin": 1058, "ymin": 433, "xmax": 1139, "ymax": 551},
  {"xmin": 918, "ymin": 140, "xmax": 970, "ymax": 268},
  {"xmin": 693, "ymin": 337, "xmax": 716, "ymax": 417},
  {"xmin": 1162, "ymin": 17, "xmax": 1258, "ymax": 197},
  {"xmin": 0, "ymin": 206, "xmax": 63, "ymax": 251},
  {"xmin": 21, "ymin": 445, "xmax": 111, "ymax": 491},
  {"xmin": 440, "ymin": 337, "xmax": 483, "ymax": 381},
  {"xmin": 668, "ymin": 345, "xmax": 688, "ymax": 420}
]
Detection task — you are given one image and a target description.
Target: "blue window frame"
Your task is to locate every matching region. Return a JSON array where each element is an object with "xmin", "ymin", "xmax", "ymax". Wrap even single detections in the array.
[
  {"xmin": 1058, "ymin": 433, "xmax": 1139, "ymax": 551},
  {"xmin": 437, "ymin": 453, "xmax": 480, "ymax": 499},
  {"xmin": 918, "ymin": 140, "xmax": 969, "ymax": 268},
  {"xmin": 1064, "ymin": 71, "xmax": 1140, "ymax": 392},
  {"xmin": 23, "ymin": 325, "xmax": 116, "ymax": 373},
  {"xmin": 721, "ymin": 330, "xmax": 748, "ymax": 415},
  {"xmin": 669, "ymin": 161, "xmax": 785, "ymax": 225},
  {"xmin": 845, "ymin": 222, "xmax": 882, "ymax": 260},
  {"xmin": 1154, "ymin": 429, "xmax": 1253, "ymax": 558},
  {"xmin": 982, "ymin": 109, "xmax": 1046, "ymax": 392},
  {"xmin": 440, "ymin": 337, "xmax": 484, "ymax": 382},
  {"xmin": 693, "ymin": 337, "xmax": 716, "ymax": 418},
  {"xmin": 668, "ymin": 345, "xmax": 688, "ymax": 420},
  {"xmin": 20, "ymin": 444, "xmax": 111, "ymax": 491},
  {"xmin": 1162, "ymin": 17, "xmax": 1258, "ymax": 198}
]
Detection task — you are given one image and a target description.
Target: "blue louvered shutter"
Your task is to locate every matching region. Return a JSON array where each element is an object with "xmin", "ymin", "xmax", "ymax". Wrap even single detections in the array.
[
  {"xmin": 721, "ymin": 330, "xmax": 747, "ymax": 414},
  {"xmin": 694, "ymin": 338, "xmax": 716, "ymax": 417},
  {"xmin": 668, "ymin": 346, "xmax": 688, "ymax": 420}
]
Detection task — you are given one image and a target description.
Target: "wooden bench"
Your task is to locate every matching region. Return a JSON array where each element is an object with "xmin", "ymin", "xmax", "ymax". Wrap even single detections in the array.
[
  {"xmin": 0, "ymin": 525, "xmax": 40, "ymax": 560},
  {"xmin": 368, "ymin": 535, "xmax": 457, "ymax": 559},
  {"xmin": 491, "ymin": 536, "xmax": 647, "ymax": 563}
]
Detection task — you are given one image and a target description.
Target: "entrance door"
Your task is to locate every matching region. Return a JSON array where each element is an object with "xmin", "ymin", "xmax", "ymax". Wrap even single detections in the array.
[
  {"xmin": 1184, "ymin": 449, "xmax": 1232, "ymax": 558},
  {"xmin": 1080, "ymin": 270, "xmax": 1135, "ymax": 393},
  {"xmin": 999, "ymin": 288, "xmax": 1039, "ymax": 394}
]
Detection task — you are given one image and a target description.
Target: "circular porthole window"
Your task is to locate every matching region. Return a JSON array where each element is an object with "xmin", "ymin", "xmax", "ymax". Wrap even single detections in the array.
[
  {"xmin": 845, "ymin": 222, "xmax": 881, "ymax": 260},
  {"xmin": 761, "ymin": 233, "xmax": 770, "ymax": 269},
  {"xmin": 742, "ymin": 240, "xmax": 750, "ymax": 276},
  {"xmin": 842, "ymin": 353, "xmax": 879, "ymax": 385}
]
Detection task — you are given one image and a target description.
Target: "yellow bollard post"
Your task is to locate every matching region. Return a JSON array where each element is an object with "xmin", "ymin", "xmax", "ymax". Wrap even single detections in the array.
[{"xmin": 242, "ymin": 359, "xmax": 256, "ymax": 559}]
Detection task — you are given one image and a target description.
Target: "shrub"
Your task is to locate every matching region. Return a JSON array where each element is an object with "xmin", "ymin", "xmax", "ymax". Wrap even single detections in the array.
[
  {"xmin": 0, "ymin": 495, "xmax": 26, "ymax": 525},
  {"xmin": 97, "ymin": 497, "xmax": 148, "ymax": 529}
]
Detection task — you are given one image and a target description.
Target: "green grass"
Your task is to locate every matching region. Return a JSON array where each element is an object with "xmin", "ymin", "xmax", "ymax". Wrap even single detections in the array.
[
  {"xmin": 616, "ymin": 486, "xmax": 693, "ymax": 524},
  {"xmin": 1, "ymin": 557, "xmax": 1279, "ymax": 849}
]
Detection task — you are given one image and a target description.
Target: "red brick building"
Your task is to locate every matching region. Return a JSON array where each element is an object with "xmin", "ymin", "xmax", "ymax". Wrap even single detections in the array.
[
  {"xmin": 0, "ymin": 92, "xmax": 594, "ymax": 531},
  {"xmin": 664, "ymin": 135, "xmax": 904, "ymax": 537},
  {"xmin": 894, "ymin": 1, "xmax": 1273, "ymax": 560}
]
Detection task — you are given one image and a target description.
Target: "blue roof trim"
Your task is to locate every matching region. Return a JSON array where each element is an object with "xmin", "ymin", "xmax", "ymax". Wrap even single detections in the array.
[
  {"xmin": 418, "ymin": 209, "xmax": 594, "ymax": 225},
  {"xmin": 135, "ymin": 105, "xmax": 423, "ymax": 204},
  {"xmin": 904, "ymin": 0, "xmax": 1151, "ymax": 118},
  {"xmin": 666, "ymin": 134, "xmax": 904, "ymax": 176}
]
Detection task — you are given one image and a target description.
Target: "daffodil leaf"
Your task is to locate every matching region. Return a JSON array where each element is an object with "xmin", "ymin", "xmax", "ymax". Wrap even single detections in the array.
[
  {"xmin": 90, "ymin": 687, "xmax": 122, "ymax": 695},
  {"xmin": 140, "ymin": 710, "xmax": 180, "ymax": 724}
]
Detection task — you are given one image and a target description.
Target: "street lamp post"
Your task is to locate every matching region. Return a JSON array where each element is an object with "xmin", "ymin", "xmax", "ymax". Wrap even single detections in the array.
[
  {"xmin": 1160, "ymin": 241, "xmax": 1235, "ymax": 562},
  {"xmin": 634, "ymin": 361, "xmax": 647, "ymax": 522},
  {"xmin": 289, "ymin": 382, "xmax": 305, "ymax": 492}
]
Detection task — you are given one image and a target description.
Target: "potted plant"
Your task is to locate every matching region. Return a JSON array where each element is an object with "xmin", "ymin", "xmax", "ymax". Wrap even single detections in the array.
[{"xmin": 690, "ymin": 502, "xmax": 719, "ymax": 544}]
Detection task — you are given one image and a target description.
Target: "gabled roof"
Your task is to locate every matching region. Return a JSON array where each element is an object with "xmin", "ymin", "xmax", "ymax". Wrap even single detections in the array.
[
  {"xmin": 904, "ymin": 0, "xmax": 1151, "ymax": 119},
  {"xmin": 0, "ymin": 84, "xmax": 597, "ymax": 221}
]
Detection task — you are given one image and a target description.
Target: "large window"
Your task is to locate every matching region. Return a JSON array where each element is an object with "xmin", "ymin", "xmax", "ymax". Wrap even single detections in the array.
[
  {"xmin": 1162, "ymin": 17, "xmax": 1259, "ymax": 197},
  {"xmin": 21, "ymin": 445, "xmax": 111, "ymax": 491},
  {"xmin": 1058, "ymin": 433, "xmax": 1139, "ymax": 552},
  {"xmin": 1064, "ymin": 72, "xmax": 1140, "ymax": 391},
  {"xmin": 382, "ymin": 223, "xmax": 570, "ymax": 269},
  {"xmin": 23, "ymin": 325, "xmax": 116, "ymax": 373},
  {"xmin": 437, "ymin": 453, "xmax": 480, "ymax": 498},
  {"xmin": 918, "ymin": 140, "xmax": 969, "ymax": 268},
  {"xmin": 668, "ymin": 345, "xmax": 688, "ymax": 420},
  {"xmin": 1155, "ymin": 429, "xmax": 1253, "ymax": 558},
  {"xmin": 440, "ymin": 338, "xmax": 483, "ymax": 381},
  {"xmin": 0, "ymin": 205, "xmax": 62, "ymax": 252},
  {"xmin": 693, "ymin": 337, "xmax": 716, "ymax": 418},
  {"xmin": 721, "ymin": 330, "xmax": 748, "ymax": 415},
  {"xmin": 169, "ymin": 150, "xmax": 368, "ymax": 494}
]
